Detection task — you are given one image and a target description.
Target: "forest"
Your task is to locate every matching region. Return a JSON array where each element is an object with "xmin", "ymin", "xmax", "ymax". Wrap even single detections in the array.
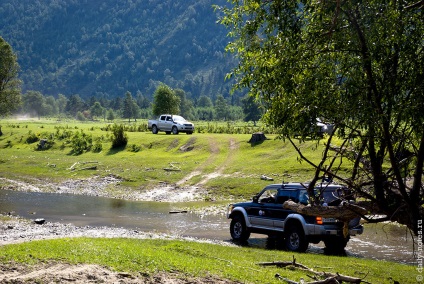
[{"xmin": 0, "ymin": 0, "xmax": 238, "ymax": 103}]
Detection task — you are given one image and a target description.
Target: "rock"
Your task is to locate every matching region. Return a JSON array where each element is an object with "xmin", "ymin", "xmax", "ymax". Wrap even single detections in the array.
[
  {"xmin": 249, "ymin": 132, "xmax": 267, "ymax": 144},
  {"xmin": 261, "ymin": 175, "xmax": 274, "ymax": 181},
  {"xmin": 34, "ymin": 218, "xmax": 46, "ymax": 225}
]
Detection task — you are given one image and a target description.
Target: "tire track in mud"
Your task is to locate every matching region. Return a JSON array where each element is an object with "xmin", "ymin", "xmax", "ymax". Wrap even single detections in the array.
[
  {"xmin": 176, "ymin": 136, "xmax": 220, "ymax": 186},
  {"xmin": 177, "ymin": 137, "xmax": 239, "ymax": 187}
]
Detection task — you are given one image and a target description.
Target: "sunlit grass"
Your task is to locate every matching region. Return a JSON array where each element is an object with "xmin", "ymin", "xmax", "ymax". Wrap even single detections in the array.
[
  {"xmin": 0, "ymin": 118, "xmax": 350, "ymax": 200},
  {"xmin": 0, "ymin": 238, "xmax": 415, "ymax": 283}
]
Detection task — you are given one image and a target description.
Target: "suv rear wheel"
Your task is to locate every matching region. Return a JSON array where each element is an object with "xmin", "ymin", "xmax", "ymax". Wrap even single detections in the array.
[
  {"xmin": 230, "ymin": 216, "xmax": 250, "ymax": 242},
  {"xmin": 285, "ymin": 226, "xmax": 309, "ymax": 252},
  {"xmin": 152, "ymin": 125, "xmax": 158, "ymax": 134},
  {"xmin": 324, "ymin": 236, "xmax": 349, "ymax": 253}
]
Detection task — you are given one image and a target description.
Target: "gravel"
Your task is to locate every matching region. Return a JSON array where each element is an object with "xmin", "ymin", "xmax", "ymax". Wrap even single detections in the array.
[{"xmin": 0, "ymin": 214, "xmax": 233, "ymax": 247}]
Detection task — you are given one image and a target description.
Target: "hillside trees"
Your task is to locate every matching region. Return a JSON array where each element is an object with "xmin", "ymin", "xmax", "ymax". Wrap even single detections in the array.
[
  {"xmin": 152, "ymin": 84, "xmax": 181, "ymax": 116},
  {"xmin": 0, "ymin": 0, "xmax": 235, "ymax": 101},
  {"xmin": 122, "ymin": 91, "xmax": 139, "ymax": 122},
  {"xmin": 217, "ymin": 0, "xmax": 424, "ymax": 234},
  {"xmin": 0, "ymin": 36, "xmax": 21, "ymax": 116}
]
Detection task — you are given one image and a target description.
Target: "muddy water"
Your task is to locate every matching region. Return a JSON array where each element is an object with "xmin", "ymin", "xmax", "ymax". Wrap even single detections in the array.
[{"xmin": 0, "ymin": 189, "xmax": 416, "ymax": 264}]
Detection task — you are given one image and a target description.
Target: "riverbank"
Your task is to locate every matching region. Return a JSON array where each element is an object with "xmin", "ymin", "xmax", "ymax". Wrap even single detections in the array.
[
  {"xmin": 0, "ymin": 214, "xmax": 416, "ymax": 284},
  {"xmin": 0, "ymin": 214, "xmax": 239, "ymax": 283}
]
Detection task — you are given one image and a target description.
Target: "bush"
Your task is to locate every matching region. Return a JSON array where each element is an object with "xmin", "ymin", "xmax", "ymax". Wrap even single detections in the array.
[
  {"xmin": 25, "ymin": 131, "xmax": 39, "ymax": 144},
  {"xmin": 92, "ymin": 138, "xmax": 103, "ymax": 153},
  {"xmin": 111, "ymin": 124, "xmax": 128, "ymax": 149},
  {"xmin": 128, "ymin": 144, "xmax": 141, "ymax": 152},
  {"xmin": 70, "ymin": 130, "xmax": 92, "ymax": 155}
]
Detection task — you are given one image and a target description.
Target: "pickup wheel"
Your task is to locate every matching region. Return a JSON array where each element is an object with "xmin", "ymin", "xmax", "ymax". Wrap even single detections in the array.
[
  {"xmin": 230, "ymin": 216, "xmax": 250, "ymax": 242},
  {"xmin": 285, "ymin": 226, "xmax": 309, "ymax": 252},
  {"xmin": 172, "ymin": 126, "xmax": 179, "ymax": 135},
  {"xmin": 151, "ymin": 125, "xmax": 158, "ymax": 134}
]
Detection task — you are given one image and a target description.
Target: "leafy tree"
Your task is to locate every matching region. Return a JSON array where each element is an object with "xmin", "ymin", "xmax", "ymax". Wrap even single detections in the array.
[
  {"xmin": 106, "ymin": 108, "xmax": 115, "ymax": 121},
  {"xmin": 214, "ymin": 94, "xmax": 228, "ymax": 120},
  {"xmin": 196, "ymin": 107, "xmax": 215, "ymax": 120},
  {"xmin": 242, "ymin": 95, "xmax": 262, "ymax": 126},
  {"xmin": 44, "ymin": 95, "xmax": 58, "ymax": 116},
  {"xmin": 122, "ymin": 91, "xmax": 138, "ymax": 122},
  {"xmin": 217, "ymin": 1, "xmax": 424, "ymax": 234},
  {"xmin": 152, "ymin": 84, "xmax": 180, "ymax": 116},
  {"xmin": 65, "ymin": 94, "xmax": 86, "ymax": 117},
  {"xmin": 22, "ymin": 91, "xmax": 46, "ymax": 119},
  {"xmin": 174, "ymin": 88, "xmax": 194, "ymax": 119},
  {"xmin": 56, "ymin": 94, "xmax": 68, "ymax": 114},
  {"xmin": 197, "ymin": 95, "xmax": 213, "ymax": 107},
  {"xmin": 90, "ymin": 101, "xmax": 104, "ymax": 120},
  {"xmin": 0, "ymin": 36, "xmax": 21, "ymax": 116}
]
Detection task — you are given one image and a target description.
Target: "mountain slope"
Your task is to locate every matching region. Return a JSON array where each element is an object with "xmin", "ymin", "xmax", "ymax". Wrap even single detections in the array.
[{"xmin": 0, "ymin": 0, "xmax": 235, "ymax": 100}]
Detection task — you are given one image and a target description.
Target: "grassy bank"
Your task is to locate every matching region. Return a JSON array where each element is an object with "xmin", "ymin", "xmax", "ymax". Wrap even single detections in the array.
[
  {"xmin": 0, "ymin": 118, "xmax": 348, "ymax": 200},
  {"xmin": 0, "ymin": 238, "xmax": 415, "ymax": 283}
]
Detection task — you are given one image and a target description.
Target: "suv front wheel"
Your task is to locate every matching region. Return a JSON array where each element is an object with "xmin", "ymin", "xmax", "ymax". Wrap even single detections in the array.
[
  {"xmin": 230, "ymin": 216, "xmax": 250, "ymax": 242},
  {"xmin": 285, "ymin": 226, "xmax": 309, "ymax": 252}
]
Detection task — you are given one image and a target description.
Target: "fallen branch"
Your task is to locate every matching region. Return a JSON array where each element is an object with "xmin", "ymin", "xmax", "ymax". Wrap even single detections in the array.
[
  {"xmin": 258, "ymin": 256, "xmax": 369, "ymax": 284},
  {"xmin": 163, "ymin": 162, "xmax": 181, "ymax": 172}
]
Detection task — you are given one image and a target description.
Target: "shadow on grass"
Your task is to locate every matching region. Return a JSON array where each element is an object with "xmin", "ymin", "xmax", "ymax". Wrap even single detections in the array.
[{"xmin": 106, "ymin": 145, "xmax": 127, "ymax": 155}]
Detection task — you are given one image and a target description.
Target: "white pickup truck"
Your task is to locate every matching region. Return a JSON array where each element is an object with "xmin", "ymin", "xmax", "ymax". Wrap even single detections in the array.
[{"xmin": 148, "ymin": 114, "xmax": 194, "ymax": 135}]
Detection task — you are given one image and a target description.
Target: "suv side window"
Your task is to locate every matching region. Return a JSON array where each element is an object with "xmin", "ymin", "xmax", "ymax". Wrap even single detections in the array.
[{"xmin": 258, "ymin": 188, "xmax": 278, "ymax": 203}]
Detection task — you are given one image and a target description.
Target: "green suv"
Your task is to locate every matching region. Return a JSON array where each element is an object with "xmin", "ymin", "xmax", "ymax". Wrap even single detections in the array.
[{"xmin": 227, "ymin": 182, "xmax": 363, "ymax": 252}]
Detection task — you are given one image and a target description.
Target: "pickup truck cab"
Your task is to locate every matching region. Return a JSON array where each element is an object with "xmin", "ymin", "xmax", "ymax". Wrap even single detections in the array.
[
  {"xmin": 227, "ymin": 182, "xmax": 363, "ymax": 252},
  {"xmin": 148, "ymin": 114, "xmax": 194, "ymax": 135}
]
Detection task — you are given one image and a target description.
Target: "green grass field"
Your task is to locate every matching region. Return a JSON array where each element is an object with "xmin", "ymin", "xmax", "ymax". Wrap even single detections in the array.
[
  {"xmin": 0, "ymin": 118, "xmax": 345, "ymax": 200},
  {"xmin": 0, "ymin": 238, "xmax": 416, "ymax": 283}
]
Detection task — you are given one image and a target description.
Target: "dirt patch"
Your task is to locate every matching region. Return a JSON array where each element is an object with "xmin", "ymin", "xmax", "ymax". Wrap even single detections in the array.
[
  {"xmin": 179, "ymin": 137, "xmax": 197, "ymax": 152},
  {"xmin": 0, "ymin": 262, "xmax": 240, "ymax": 284},
  {"xmin": 167, "ymin": 138, "xmax": 180, "ymax": 151}
]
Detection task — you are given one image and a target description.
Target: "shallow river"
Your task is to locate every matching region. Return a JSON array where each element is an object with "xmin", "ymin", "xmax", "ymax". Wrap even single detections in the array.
[{"xmin": 0, "ymin": 189, "xmax": 417, "ymax": 264}]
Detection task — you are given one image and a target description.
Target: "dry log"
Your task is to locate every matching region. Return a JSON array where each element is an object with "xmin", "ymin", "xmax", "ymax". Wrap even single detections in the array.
[
  {"xmin": 282, "ymin": 200, "xmax": 367, "ymax": 222},
  {"xmin": 80, "ymin": 166, "xmax": 97, "ymax": 170},
  {"xmin": 258, "ymin": 257, "xmax": 368, "ymax": 284}
]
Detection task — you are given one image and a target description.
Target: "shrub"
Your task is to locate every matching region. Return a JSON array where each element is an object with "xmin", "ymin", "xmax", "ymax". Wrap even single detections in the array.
[
  {"xmin": 92, "ymin": 138, "xmax": 103, "ymax": 153},
  {"xmin": 111, "ymin": 124, "xmax": 128, "ymax": 149},
  {"xmin": 128, "ymin": 144, "xmax": 141, "ymax": 152},
  {"xmin": 25, "ymin": 131, "xmax": 39, "ymax": 144},
  {"xmin": 70, "ymin": 130, "xmax": 92, "ymax": 155}
]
